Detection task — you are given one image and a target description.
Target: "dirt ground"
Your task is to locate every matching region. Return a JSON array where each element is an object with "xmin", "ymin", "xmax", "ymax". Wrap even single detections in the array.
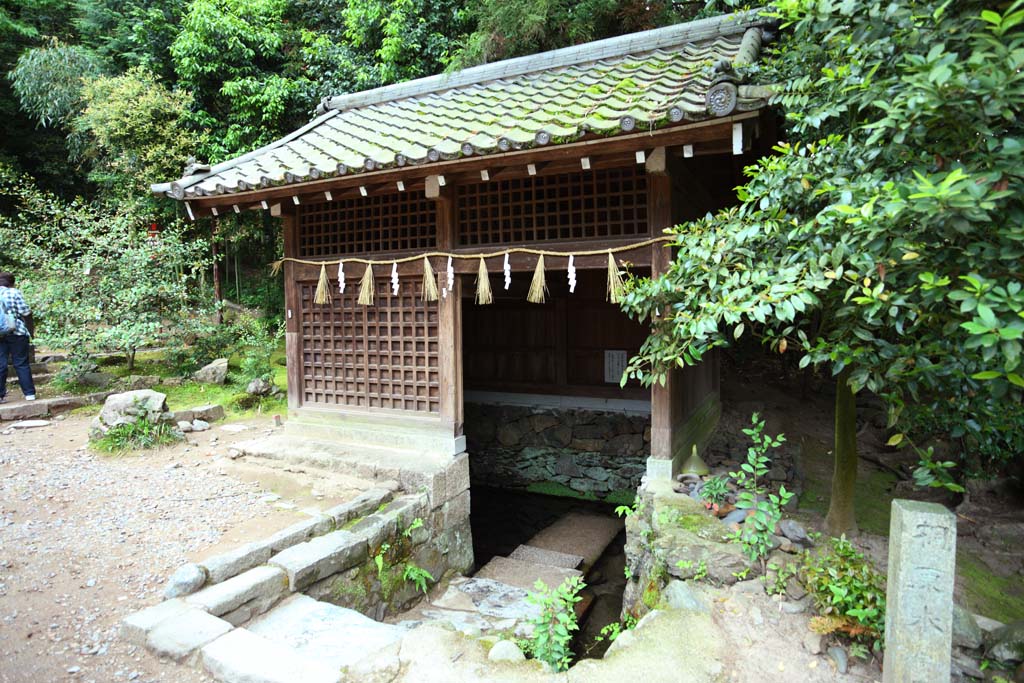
[{"xmin": 0, "ymin": 412, "xmax": 364, "ymax": 683}]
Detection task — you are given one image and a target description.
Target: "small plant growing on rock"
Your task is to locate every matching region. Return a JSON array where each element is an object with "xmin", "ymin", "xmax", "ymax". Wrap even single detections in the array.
[
  {"xmin": 729, "ymin": 413, "xmax": 792, "ymax": 568},
  {"xmin": 802, "ymin": 535, "xmax": 886, "ymax": 651},
  {"xmin": 402, "ymin": 562, "xmax": 433, "ymax": 594},
  {"xmin": 698, "ymin": 476, "xmax": 729, "ymax": 506},
  {"xmin": 92, "ymin": 419, "xmax": 180, "ymax": 453},
  {"xmin": 524, "ymin": 575, "xmax": 585, "ymax": 672}
]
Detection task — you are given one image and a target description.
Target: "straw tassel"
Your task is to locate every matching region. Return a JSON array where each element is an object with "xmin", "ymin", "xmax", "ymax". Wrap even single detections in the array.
[
  {"xmin": 270, "ymin": 259, "xmax": 284, "ymax": 276},
  {"xmin": 422, "ymin": 257, "xmax": 438, "ymax": 302},
  {"xmin": 314, "ymin": 263, "xmax": 332, "ymax": 305},
  {"xmin": 475, "ymin": 257, "xmax": 493, "ymax": 305},
  {"xmin": 357, "ymin": 264, "xmax": 375, "ymax": 306},
  {"xmin": 527, "ymin": 255, "xmax": 548, "ymax": 304},
  {"xmin": 606, "ymin": 252, "xmax": 625, "ymax": 303}
]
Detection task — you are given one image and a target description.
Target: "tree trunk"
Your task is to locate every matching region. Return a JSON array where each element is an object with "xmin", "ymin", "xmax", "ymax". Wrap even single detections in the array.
[
  {"xmin": 825, "ymin": 367, "xmax": 858, "ymax": 536},
  {"xmin": 212, "ymin": 221, "xmax": 223, "ymax": 325},
  {"xmin": 126, "ymin": 347, "xmax": 136, "ymax": 373}
]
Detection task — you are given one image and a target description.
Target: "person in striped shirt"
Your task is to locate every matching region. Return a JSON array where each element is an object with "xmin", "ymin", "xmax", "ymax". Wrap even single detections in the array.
[{"xmin": 0, "ymin": 272, "xmax": 36, "ymax": 402}]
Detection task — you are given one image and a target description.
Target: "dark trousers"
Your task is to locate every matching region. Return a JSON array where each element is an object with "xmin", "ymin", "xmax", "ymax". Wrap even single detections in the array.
[{"xmin": 0, "ymin": 334, "xmax": 35, "ymax": 397}]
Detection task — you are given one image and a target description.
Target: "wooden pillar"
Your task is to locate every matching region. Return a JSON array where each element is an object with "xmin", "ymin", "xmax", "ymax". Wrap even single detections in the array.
[
  {"xmin": 282, "ymin": 210, "xmax": 302, "ymax": 412},
  {"xmin": 647, "ymin": 152, "xmax": 677, "ymax": 479},
  {"xmin": 436, "ymin": 188, "xmax": 464, "ymax": 436}
]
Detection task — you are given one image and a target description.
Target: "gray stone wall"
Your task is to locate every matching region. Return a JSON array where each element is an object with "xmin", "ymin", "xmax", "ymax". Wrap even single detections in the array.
[{"xmin": 465, "ymin": 403, "xmax": 650, "ymax": 501}]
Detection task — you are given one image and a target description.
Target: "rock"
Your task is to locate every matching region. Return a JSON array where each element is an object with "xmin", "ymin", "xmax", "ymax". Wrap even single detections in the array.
[
  {"xmin": 11, "ymin": 419, "xmax": 50, "ymax": 429},
  {"xmin": 126, "ymin": 375, "xmax": 161, "ymax": 390},
  {"xmin": 953, "ymin": 605, "xmax": 984, "ymax": 650},
  {"xmin": 529, "ymin": 414, "xmax": 559, "ymax": 433},
  {"xmin": 803, "ymin": 631, "xmax": 826, "ymax": 655},
  {"xmin": 780, "ymin": 597, "xmax": 809, "ymax": 614},
  {"xmin": 661, "ymin": 580, "xmax": 710, "ymax": 614},
  {"xmin": 987, "ymin": 620, "xmax": 1024, "ymax": 664},
  {"xmin": 200, "ymin": 627, "xmax": 341, "ymax": 683},
  {"xmin": 721, "ymin": 509, "xmax": 748, "ymax": 525},
  {"xmin": 778, "ymin": 519, "xmax": 812, "ymax": 546},
  {"xmin": 192, "ymin": 404, "xmax": 226, "ymax": 422},
  {"xmin": 202, "ymin": 542, "xmax": 274, "ymax": 584},
  {"xmin": 488, "ymin": 639, "xmax": 526, "ymax": 662},
  {"xmin": 193, "ymin": 358, "xmax": 228, "ymax": 384},
  {"xmin": 121, "ymin": 599, "xmax": 192, "ymax": 646},
  {"xmin": 186, "ymin": 566, "xmax": 287, "ymax": 617},
  {"xmin": 164, "ymin": 564, "xmax": 207, "ymax": 599},
  {"xmin": 951, "ymin": 653, "xmax": 985, "ymax": 680},
  {"xmin": 827, "ymin": 645, "xmax": 848, "ymax": 674},
  {"xmin": 79, "ymin": 371, "xmax": 115, "ymax": 388},
  {"xmin": 269, "ymin": 530, "xmax": 368, "ymax": 591},
  {"xmin": 191, "ymin": 419, "xmax": 210, "ymax": 432},
  {"xmin": 177, "ymin": 421, "xmax": 193, "ymax": 433},
  {"xmin": 246, "ymin": 378, "xmax": 274, "ymax": 396},
  {"xmin": 90, "ymin": 389, "xmax": 170, "ymax": 438}
]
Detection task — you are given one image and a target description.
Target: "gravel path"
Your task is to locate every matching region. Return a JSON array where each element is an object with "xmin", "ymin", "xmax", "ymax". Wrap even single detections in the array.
[{"xmin": 0, "ymin": 416, "xmax": 297, "ymax": 683}]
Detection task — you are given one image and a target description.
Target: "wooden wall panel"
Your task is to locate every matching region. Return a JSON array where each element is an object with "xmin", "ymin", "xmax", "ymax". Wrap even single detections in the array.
[{"xmin": 298, "ymin": 276, "xmax": 440, "ymax": 413}]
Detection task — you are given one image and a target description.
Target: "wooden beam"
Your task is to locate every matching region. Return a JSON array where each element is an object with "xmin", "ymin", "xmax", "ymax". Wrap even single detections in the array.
[
  {"xmin": 187, "ymin": 114, "xmax": 759, "ymax": 211},
  {"xmin": 648, "ymin": 168, "xmax": 674, "ymax": 466},
  {"xmin": 436, "ymin": 188, "xmax": 463, "ymax": 435},
  {"xmin": 282, "ymin": 212, "xmax": 303, "ymax": 412}
]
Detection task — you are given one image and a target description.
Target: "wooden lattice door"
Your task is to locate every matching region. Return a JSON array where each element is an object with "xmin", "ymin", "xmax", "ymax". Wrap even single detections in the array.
[{"xmin": 298, "ymin": 277, "xmax": 441, "ymax": 413}]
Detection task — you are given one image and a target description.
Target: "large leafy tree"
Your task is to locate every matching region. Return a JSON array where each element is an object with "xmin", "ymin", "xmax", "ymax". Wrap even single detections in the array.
[{"xmin": 622, "ymin": 0, "xmax": 1024, "ymax": 534}]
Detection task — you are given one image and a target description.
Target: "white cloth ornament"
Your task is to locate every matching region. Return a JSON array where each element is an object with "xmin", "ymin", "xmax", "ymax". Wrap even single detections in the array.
[
  {"xmin": 391, "ymin": 262, "xmax": 399, "ymax": 295},
  {"xmin": 444, "ymin": 256, "xmax": 454, "ymax": 298},
  {"xmin": 503, "ymin": 253, "xmax": 511, "ymax": 290},
  {"xmin": 338, "ymin": 262, "xmax": 345, "ymax": 294},
  {"xmin": 568, "ymin": 255, "xmax": 577, "ymax": 293}
]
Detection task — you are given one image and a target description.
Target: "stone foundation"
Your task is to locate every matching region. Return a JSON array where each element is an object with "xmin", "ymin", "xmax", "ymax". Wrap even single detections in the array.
[{"xmin": 465, "ymin": 402, "xmax": 649, "ymax": 502}]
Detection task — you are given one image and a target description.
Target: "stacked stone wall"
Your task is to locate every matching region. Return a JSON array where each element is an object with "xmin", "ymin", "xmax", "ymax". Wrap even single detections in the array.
[{"xmin": 465, "ymin": 403, "xmax": 650, "ymax": 501}]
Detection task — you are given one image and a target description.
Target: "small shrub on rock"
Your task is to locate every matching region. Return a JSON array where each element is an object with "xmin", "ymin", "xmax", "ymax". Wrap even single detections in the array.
[
  {"xmin": 802, "ymin": 535, "xmax": 886, "ymax": 651},
  {"xmin": 92, "ymin": 419, "xmax": 181, "ymax": 453},
  {"xmin": 524, "ymin": 575, "xmax": 585, "ymax": 672}
]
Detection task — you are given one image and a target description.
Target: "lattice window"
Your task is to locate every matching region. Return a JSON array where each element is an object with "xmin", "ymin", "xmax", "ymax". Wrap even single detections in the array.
[
  {"xmin": 298, "ymin": 193, "xmax": 437, "ymax": 257},
  {"xmin": 299, "ymin": 278, "xmax": 440, "ymax": 413},
  {"xmin": 456, "ymin": 166, "xmax": 648, "ymax": 246}
]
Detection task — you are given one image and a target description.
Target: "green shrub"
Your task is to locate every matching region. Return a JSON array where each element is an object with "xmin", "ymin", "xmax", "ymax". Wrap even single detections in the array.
[
  {"xmin": 698, "ymin": 475, "xmax": 729, "ymax": 505},
  {"xmin": 801, "ymin": 535, "xmax": 886, "ymax": 650},
  {"xmin": 92, "ymin": 419, "xmax": 181, "ymax": 453},
  {"xmin": 524, "ymin": 576, "xmax": 585, "ymax": 672},
  {"xmin": 729, "ymin": 414, "xmax": 793, "ymax": 566}
]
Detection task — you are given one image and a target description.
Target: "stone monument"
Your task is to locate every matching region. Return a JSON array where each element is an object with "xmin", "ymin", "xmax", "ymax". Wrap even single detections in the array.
[{"xmin": 883, "ymin": 499, "xmax": 956, "ymax": 683}]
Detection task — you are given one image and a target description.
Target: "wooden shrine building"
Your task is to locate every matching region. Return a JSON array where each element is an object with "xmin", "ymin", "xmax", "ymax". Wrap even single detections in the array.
[{"xmin": 153, "ymin": 11, "xmax": 775, "ymax": 486}]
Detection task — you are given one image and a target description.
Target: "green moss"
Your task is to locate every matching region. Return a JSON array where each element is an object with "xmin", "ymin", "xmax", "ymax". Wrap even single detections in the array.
[
  {"xmin": 798, "ymin": 450, "xmax": 898, "ymax": 536},
  {"xmin": 957, "ymin": 552, "xmax": 1024, "ymax": 624},
  {"xmin": 525, "ymin": 481, "xmax": 598, "ymax": 501},
  {"xmin": 606, "ymin": 488, "xmax": 638, "ymax": 506}
]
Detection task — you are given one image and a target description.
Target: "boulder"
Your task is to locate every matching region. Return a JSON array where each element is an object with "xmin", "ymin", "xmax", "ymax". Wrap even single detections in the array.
[
  {"xmin": 79, "ymin": 372, "xmax": 115, "ymax": 388},
  {"xmin": 778, "ymin": 519, "xmax": 812, "ymax": 547},
  {"xmin": 90, "ymin": 389, "xmax": 170, "ymax": 438},
  {"xmin": 488, "ymin": 640, "xmax": 526, "ymax": 662},
  {"xmin": 953, "ymin": 605, "xmax": 984, "ymax": 650},
  {"xmin": 164, "ymin": 564, "xmax": 208, "ymax": 599},
  {"xmin": 987, "ymin": 620, "xmax": 1024, "ymax": 664},
  {"xmin": 192, "ymin": 404, "xmax": 226, "ymax": 422},
  {"xmin": 126, "ymin": 375, "xmax": 161, "ymax": 390},
  {"xmin": 193, "ymin": 358, "xmax": 228, "ymax": 385},
  {"xmin": 191, "ymin": 419, "xmax": 210, "ymax": 432},
  {"xmin": 246, "ymin": 378, "xmax": 274, "ymax": 396}
]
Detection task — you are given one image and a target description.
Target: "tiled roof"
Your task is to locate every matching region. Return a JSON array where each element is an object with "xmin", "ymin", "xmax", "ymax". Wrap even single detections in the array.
[{"xmin": 153, "ymin": 10, "xmax": 770, "ymax": 201}]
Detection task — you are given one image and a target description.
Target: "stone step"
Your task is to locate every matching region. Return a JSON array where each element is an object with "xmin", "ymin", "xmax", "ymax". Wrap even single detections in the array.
[
  {"xmin": 509, "ymin": 544, "xmax": 584, "ymax": 570},
  {"xmin": 247, "ymin": 594, "xmax": 404, "ymax": 671},
  {"xmin": 525, "ymin": 512, "xmax": 624, "ymax": 573},
  {"xmin": 6, "ymin": 372, "xmax": 53, "ymax": 385},
  {"xmin": 0, "ymin": 391, "xmax": 114, "ymax": 421},
  {"xmin": 200, "ymin": 628, "xmax": 342, "ymax": 683},
  {"xmin": 474, "ymin": 555, "xmax": 582, "ymax": 593},
  {"xmin": 288, "ymin": 408, "xmax": 465, "ymax": 456}
]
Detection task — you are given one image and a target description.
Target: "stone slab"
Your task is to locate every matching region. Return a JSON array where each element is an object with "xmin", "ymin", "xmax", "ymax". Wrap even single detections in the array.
[
  {"xmin": 509, "ymin": 545, "xmax": 584, "ymax": 570},
  {"xmin": 474, "ymin": 555, "xmax": 582, "ymax": 592},
  {"xmin": 187, "ymin": 566, "xmax": 288, "ymax": 617},
  {"xmin": 525, "ymin": 511, "xmax": 624, "ymax": 571},
  {"xmin": 269, "ymin": 530, "xmax": 367, "ymax": 591},
  {"xmin": 883, "ymin": 499, "xmax": 956, "ymax": 683},
  {"xmin": 10, "ymin": 419, "xmax": 50, "ymax": 429},
  {"xmin": 248, "ymin": 594, "xmax": 404, "ymax": 670},
  {"xmin": 263, "ymin": 516, "xmax": 334, "ymax": 553},
  {"xmin": 323, "ymin": 488, "xmax": 393, "ymax": 526},
  {"xmin": 201, "ymin": 628, "xmax": 342, "ymax": 683},
  {"xmin": 146, "ymin": 608, "xmax": 232, "ymax": 662},
  {"xmin": 192, "ymin": 404, "xmax": 226, "ymax": 422},
  {"xmin": 121, "ymin": 598, "xmax": 191, "ymax": 646},
  {"xmin": 444, "ymin": 453, "xmax": 470, "ymax": 501},
  {"xmin": 202, "ymin": 542, "xmax": 274, "ymax": 585}
]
